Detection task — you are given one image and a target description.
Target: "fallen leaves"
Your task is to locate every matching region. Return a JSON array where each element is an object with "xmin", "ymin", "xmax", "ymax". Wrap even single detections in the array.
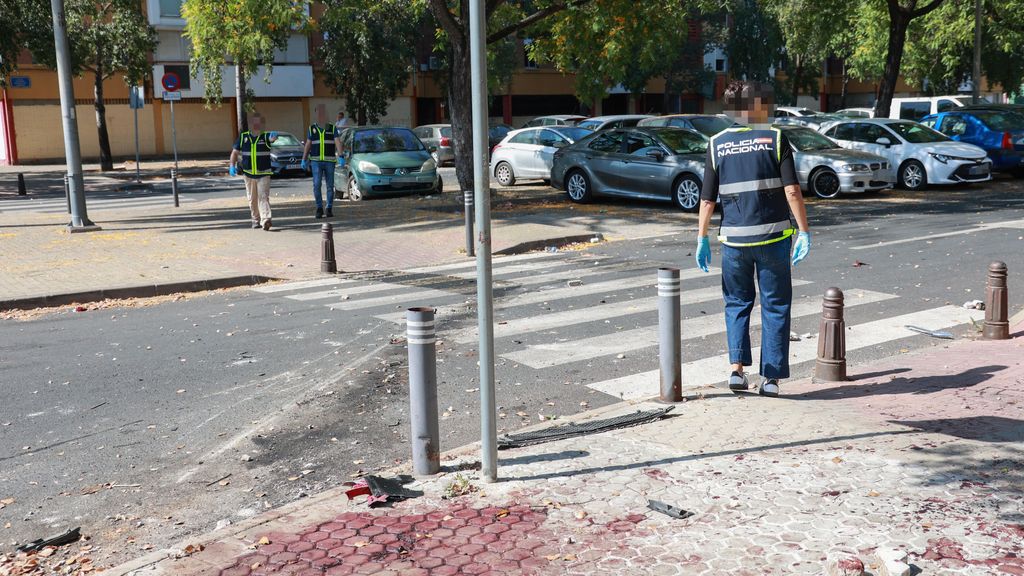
[{"xmin": 0, "ymin": 497, "xmax": 14, "ymax": 509}]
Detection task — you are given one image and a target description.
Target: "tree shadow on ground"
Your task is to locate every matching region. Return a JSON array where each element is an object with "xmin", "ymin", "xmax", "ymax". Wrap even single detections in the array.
[
  {"xmin": 790, "ymin": 365, "xmax": 1007, "ymax": 401},
  {"xmin": 890, "ymin": 416, "xmax": 1024, "ymax": 443}
]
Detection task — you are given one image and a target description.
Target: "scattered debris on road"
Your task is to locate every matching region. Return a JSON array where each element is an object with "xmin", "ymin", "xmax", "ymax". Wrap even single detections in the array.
[
  {"xmin": 646, "ymin": 500, "xmax": 694, "ymax": 519},
  {"xmin": 962, "ymin": 299, "xmax": 985, "ymax": 310},
  {"xmin": 17, "ymin": 527, "xmax": 81, "ymax": 553},
  {"xmin": 442, "ymin": 473, "xmax": 477, "ymax": 499},
  {"xmin": 345, "ymin": 475, "xmax": 423, "ymax": 507},
  {"xmin": 905, "ymin": 325, "xmax": 955, "ymax": 339}
]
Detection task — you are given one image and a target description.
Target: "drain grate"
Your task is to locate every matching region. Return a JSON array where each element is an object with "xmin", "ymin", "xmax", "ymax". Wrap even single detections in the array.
[{"xmin": 497, "ymin": 406, "xmax": 674, "ymax": 449}]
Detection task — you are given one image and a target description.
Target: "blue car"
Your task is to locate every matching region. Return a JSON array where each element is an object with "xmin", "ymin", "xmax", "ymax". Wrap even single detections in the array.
[{"xmin": 921, "ymin": 110, "xmax": 1024, "ymax": 173}]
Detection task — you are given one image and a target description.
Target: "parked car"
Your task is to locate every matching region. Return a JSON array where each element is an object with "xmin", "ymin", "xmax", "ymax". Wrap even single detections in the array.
[
  {"xmin": 888, "ymin": 95, "xmax": 990, "ymax": 121},
  {"xmin": 819, "ymin": 119, "xmax": 991, "ymax": 190},
  {"xmin": 775, "ymin": 125, "xmax": 895, "ymax": 198},
  {"xmin": 575, "ymin": 115, "xmax": 653, "ymax": 131},
  {"xmin": 920, "ymin": 109, "xmax": 1024, "ymax": 172},
  {"xmin": 637, "ymin": 114, "xmax": 734, "ymax": 137},
  {"xmin": 521, "ymin": 115, "xmax": 588, "ymax": 128},
  {"xmin": 836, "ymin": 107, "xmax": 876, "ymax": 118},
  {"xmin": 334, "ymin": 127, "xmax": 442, "ymax": 201},
  {"xmin": 488, "ymin": 123, "xmax": 514, "ymax": 151},
  {"xmin": 268, "ymin": 132, "xmax": 308, "ymax": 176},
  {"xmin": 550, "ymin": 126, "xmax": 708, "ymax": 211},
  {"xmin": 490, "ymin": 126, "xmax": 593, "ymax": 186},
  {"xmin": 774, "ymin": 106, "xmax": 820, "ymax": 118},
  {"xmin": 412, "ymin": 124, "xmax": 453, "ymax": 166},
  {"xmin": 774, "ymin": 113, "xmax": 846, "ymax": 131}
]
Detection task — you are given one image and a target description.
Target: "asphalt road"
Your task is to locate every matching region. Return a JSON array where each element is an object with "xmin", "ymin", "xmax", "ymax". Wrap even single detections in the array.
[{"xmin": 1, "ymin": 177, "xmax": 1023, "ymax": 568}]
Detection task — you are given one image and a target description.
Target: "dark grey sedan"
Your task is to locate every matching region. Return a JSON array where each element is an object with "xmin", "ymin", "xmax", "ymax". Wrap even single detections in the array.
[{"xmin": 550, "ymin": 127, "xmax": 707, "ymax": 211}]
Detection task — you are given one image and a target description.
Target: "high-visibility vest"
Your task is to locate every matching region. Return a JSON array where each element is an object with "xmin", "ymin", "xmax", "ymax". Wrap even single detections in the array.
[
  {"xmin": 307, "ymin": 123, "xmax": 337, "ymax": 161},
  {"xmin": 708, "ymin": 126, "xmax": 794, "ymax": 247},
  {"xmin": 239, "ymin": 131, "xmax": 273, "ymax": 176}
]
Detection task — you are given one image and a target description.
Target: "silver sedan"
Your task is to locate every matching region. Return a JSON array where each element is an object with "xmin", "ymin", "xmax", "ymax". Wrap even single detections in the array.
[
  {"xmin": 775, "ymin": 125, "xmax": 895, "ymax": 198},
  {"xmin": 490, "ymin": 126, "xmax": 593, "ymax": 185}
]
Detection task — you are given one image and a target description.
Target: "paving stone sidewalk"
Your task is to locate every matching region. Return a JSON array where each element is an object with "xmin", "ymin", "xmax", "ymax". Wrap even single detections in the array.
[{"xmin": 110, "ymin": 323, "xmax": 1024, "ymax": 576}]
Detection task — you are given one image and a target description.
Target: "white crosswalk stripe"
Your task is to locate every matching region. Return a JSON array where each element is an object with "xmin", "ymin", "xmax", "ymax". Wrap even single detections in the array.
[
  {"xmin": 587, "ymin": 304, "xmax": 978, "ymax": 400},
  {"xmin": 253, "ymin": 277, "xmax": 353, "ymax": 293},
  {"xmin": 0, "ymin": 196, "xmax": 198, "ymax": 213}
]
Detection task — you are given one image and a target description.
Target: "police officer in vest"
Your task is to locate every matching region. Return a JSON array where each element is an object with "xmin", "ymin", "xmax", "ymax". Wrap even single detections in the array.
[
  {"xmin": 301, "ymin": 105, "xmax": 342, "ymax": 218},
  {"xmin": 229, "ymin": 113, "xmax": 278, "ymax": 230},
  {"xmin": 695, "ymin": 125, "xmax": 810, "ymax": 397}
]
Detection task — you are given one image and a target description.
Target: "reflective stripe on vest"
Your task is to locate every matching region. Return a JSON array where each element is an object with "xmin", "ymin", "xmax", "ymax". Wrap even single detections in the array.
[
  {"xmin": 308, "ymin": 124, "xmax": 336, "ymax": 161},
  {"xmin": 717, "ymin": 177, "xmax": 783, "ymax": 196},
  {"xmin": 240, "ymin": 132, "xmax": 272, "ymax": 176},
  {"xmin": 718, "ymin": 228, "xmax": 795, "ymax": 248}
]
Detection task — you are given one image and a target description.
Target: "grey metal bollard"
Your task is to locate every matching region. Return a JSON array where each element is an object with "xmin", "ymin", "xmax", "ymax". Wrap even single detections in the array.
[
  {"xmin": 17, "ymin": 173, "xmax": 26, "ymax": 195},
  {"xmin": 406, "ymin": 307, "xmax": 440, "ymax": 476},
  {"xmin": 658, "ymin": 268, "xmax": 682, "ymax": 402},
  {"xmin": 463, "ymin": 190, "xmax": 475, "ymax": 257},
  {"xmin": 170, "ymin": 168, "xmax": 180, "ymax": 207},
  {"xmin": 320, "ymin": 223, "xmax": 337, "ymax": 273}
]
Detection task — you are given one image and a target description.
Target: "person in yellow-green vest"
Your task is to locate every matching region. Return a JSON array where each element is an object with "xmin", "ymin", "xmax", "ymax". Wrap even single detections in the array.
[
  {"xmin": 229, "ymin": 113, "xmax": 278, "ymax": 230},
  {"xmin": 302, "ymin": 105, "xmax": 343, "ymax": 219}
]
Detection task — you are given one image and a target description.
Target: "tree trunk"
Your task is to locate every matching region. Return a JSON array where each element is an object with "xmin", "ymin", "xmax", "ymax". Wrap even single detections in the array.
[
  {"xmin": 94, "ymin": 58, "xmax": 114, "ymax": 172},
  {"xmin": 235, "ymin": 62, "xmax": 248, "ymax": 134},
  {"xmin": 793, "ymin": 57, "xmax": 803, "ymax": 102},
  {"xmin": 841, "ymin": 60, "xmax": 849, "ymax": 109},
  {"xmin": 448, "ymin": 37, "xmax": 475, "ymax": 192},
  {"xmin": 874, "ymin": 9, "xmax": 911, "ymax": 119}
]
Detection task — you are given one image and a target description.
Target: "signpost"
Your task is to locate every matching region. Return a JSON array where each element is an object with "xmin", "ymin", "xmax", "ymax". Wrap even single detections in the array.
[
  {"xmin": 129, "ymin": 85, "xmax": 144, "ymax": 183},
  {"xmin": 161, "ymin": 72, "xmax": 181, "ymax": 172}
]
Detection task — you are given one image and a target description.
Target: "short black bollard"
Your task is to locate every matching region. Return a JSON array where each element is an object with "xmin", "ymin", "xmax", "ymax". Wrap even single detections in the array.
[
  {"xmin": 814, "ymin": 287, "xmax": 847, "ymax": 382},
  {"xmin": 170, "ymin": 168, "xmax": 180, "ymax": 207},
  {"xmin": 320, "ymin": 222, "xmax": 337, "ymax": 274},
  {"xmin": 464, "ymin": 190, "xmax": 474, "ymax": 257},
  {"xmin": 406, "ymin": 307, "xmax": 440, "ymax": 476},
  {"xmin": 63, "ymin": 173, "xmax": 71, "ymax": 214},
  {"xmin": 983, "ymin": 261, "xmax": 1009, "ymax": 340},
  {"xmin": 17, "ymin": 173, "xmax": 26, "ymax": 195},
  {"xmin": 657, "ymin": 268, "xmax": 682, "ymax": 402}
]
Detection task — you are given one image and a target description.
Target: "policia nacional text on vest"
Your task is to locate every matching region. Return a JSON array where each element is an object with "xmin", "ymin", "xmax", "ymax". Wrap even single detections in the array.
[
  {"xmin": 239, "ymin": 131, "xmax": 273, "ymax": 177},
  {"xmin": 705, "ymin": 127, "xmax": 796, "ymax": 247},
  {"xmin": 307, "ymin": 124, "xmax": 337, "ymax": 162}
]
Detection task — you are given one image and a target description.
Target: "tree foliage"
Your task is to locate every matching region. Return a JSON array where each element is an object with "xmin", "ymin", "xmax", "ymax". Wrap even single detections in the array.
[
  {"xmin": 318, "ymin": 0, "xmax": 421, "ymax": 125},
  {"xmin": 0, "ymin": 0, "xmax": 23, "ymax": 85}
]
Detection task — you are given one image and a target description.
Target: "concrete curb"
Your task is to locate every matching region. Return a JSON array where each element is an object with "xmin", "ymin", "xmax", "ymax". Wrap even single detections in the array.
[{"xmin": 0, "ymin": 275, "xmax": 279, "ymax": 312}]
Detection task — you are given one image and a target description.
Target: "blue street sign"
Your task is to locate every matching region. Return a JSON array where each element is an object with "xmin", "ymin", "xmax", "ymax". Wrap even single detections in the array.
[{"xmin": 10, "ymin": 76, "xmax": 30, "ymax": 88}]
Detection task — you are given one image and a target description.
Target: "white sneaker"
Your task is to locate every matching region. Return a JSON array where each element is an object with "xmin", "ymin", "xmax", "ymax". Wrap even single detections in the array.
[
  {"xmin": 759, "ymin": 378, "xmax": 780, "ymax": 397},
  {"xmin": 728, "ymin": 371, "xmax": 749, "ymax": 391}
]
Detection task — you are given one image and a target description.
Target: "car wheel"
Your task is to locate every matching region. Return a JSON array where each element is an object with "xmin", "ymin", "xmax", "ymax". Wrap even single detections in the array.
[
  {"xmin": 494, "ymin": 162, "xmax": 515, "ymax": 186},
  {"xmin": 810, "ymin": 168, "xmax": 841, "ymax": 199},
  {"xmin": 898, "ymin": 160, "xmax": 926, "ymax": 190},
  {"xmin": 565, "ymin": 169, "xmax": 592, "ymax": 203},
  {"xmin": 673, "ymin": 174, "xmax": 702, "ymax": 212},
  {"xmin": 348, "ymin": 175, "xmax": 364, "ymax": 201}
]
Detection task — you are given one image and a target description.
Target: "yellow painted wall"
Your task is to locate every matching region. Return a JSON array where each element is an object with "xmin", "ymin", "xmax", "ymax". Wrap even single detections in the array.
[
  {"xmin": 251, "ymin": 101, "xmax": 306, "ymax": 139},
  {"xmin": 157, "ymin": 101, "xmax": 234, "ymax": 155},
  {"xmin": 13, "ymin": 102, "xmax": 157, "ymax": 161}
]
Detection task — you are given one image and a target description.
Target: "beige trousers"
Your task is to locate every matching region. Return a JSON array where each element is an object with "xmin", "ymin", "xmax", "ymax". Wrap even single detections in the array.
[{"xmin": 243, "ymin": 175, "xmax": 272, "ymax": 225}]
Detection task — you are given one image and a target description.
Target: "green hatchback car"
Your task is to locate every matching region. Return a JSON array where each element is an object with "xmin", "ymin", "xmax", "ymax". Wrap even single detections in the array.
[{"xmin": 334, "ymin": 126, "xmax": 443, "ymax": 201}]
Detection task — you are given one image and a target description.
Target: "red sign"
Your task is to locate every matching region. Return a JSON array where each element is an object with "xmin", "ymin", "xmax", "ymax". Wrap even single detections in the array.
[{"xmin": 161, "ymin": 72, "xmax": 181, "ymax": 92}]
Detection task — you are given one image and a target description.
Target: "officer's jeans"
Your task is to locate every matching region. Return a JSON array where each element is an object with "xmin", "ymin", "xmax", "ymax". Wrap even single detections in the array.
[
  {"xmin": 720, "ymin": 237, "xmax": 792, "ymax": 379},
  {"xmin": 243, "ymin": 175, "xmax": 272, "ymax": 226},
  {"xmin": 311, "ymin": 161, "xmax": 335, "ymax": 210}
]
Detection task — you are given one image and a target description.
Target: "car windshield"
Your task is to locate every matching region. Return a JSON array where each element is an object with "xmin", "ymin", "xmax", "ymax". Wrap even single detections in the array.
[
  {"xmin": 973, "ymin": 111, "xmax": 1024, "ymax": 131},
  {"xmin": 489, "ymin": 125, "xmax": 511, "ymax": 138},
  {"xmin": 784, "ymin": 127, "xmax": 839, "ymax": 151},
  {"xmin": 689, "ymin": 116, "xmax": 732, "ymax": 137},
  {"xmin": 270, "ymin": 133, "xmax": 301, "ymax": 147},
  {"xmin": 352, "ymin": 129, "xmax": 424, "ymax": 153},
  {"xmin": 556, "ymin": 127, "xmax": 594, "ymax": 142},
  {"xmin": 885, "ymin": 121, "xmax": 950, "ymax": 143},
  {"xmin": 655, "ymin": 129, "xmax": 707, "ymax": 154},
  {"xmin": 576, "ymin": 120, "xmax": 602, "ymax": 131}
]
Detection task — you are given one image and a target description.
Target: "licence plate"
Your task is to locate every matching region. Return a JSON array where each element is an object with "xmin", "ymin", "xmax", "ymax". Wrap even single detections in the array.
[{"xmin": 969, "ymin": 165, "xmax": 988, "ymax": 175}]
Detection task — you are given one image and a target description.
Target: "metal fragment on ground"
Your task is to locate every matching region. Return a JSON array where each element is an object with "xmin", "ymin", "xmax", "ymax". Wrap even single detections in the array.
[{"xmin": 497, "ymin": 407, "xmax": 674, "ymax": 449}]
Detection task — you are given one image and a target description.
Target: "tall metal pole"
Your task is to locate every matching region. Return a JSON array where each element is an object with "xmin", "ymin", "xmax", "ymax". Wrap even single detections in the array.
[
  {"xmin": 133, "ymin": 88, "xmax": 141, "ymax": 183},
  {"xmin": 170, "ymin": 100, "xmax": 179, "ymax": 172},
  {"xmin": 470, "ymin": 0, "xmax": 497, "ymax": 482},
  {"xmin": 51, "ymin": 0, "xmax": 98, "ymax": 231},
  {"xmin": 973, "ymin": 0, "xmax": 981, "ymax": 105}
]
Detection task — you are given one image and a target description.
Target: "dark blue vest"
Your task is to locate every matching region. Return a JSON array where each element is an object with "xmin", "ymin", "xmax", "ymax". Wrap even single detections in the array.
[{"xmin": 709, "ymin": 127, "xmax": 794, "ymax": 246}]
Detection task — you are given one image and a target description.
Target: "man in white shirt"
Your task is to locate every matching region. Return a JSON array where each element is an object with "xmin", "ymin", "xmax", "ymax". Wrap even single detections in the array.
[{"xmin": 335, "ymin": 110, "xmax": 349, "ymax": 131}]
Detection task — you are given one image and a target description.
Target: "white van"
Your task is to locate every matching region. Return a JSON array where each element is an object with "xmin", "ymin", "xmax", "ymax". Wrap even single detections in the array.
[{"xmin": 889, "ymin": 95, "xmax": 989, "ymax": 121}]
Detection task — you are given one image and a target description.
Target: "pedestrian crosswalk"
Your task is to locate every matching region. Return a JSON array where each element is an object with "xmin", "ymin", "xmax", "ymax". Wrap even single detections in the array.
[
  {"xmin": 0, "ymin": 190, "xmax": 200, "ymax": 214},
  {"xmin": 253, "ymin": 252, "xmax": 984, "ymax": 401}
]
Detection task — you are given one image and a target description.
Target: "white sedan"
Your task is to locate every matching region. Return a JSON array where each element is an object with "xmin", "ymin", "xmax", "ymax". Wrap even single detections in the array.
[
  {"xmin": 819, "ymin": 118, "xmax": 991, "ymax": 190},
  {"xmin": 490, "ymin": 126, "xmax": 593, "ymax": 186}
]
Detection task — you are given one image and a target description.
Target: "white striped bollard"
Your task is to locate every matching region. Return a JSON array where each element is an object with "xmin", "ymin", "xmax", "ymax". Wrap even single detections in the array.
[
  {"xmin": 658, "ymin": 268, "xmax": 682, "ymax": 402},
  {"xmin": 464, "ymin": 190, "xmax": 475, "ymax": 257},
  {"xmin": 406, "ymin": 307, "xmax": 440, "ymax": 475}
]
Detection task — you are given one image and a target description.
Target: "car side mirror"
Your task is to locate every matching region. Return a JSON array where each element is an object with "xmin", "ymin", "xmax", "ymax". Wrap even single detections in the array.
[
  {"xmin": 646, "ymin": 149, "xmax": 666, "ymax": 161},
  {"xmin": 875, "ymin": 137, "xmax": 892, "ymax": 147}
]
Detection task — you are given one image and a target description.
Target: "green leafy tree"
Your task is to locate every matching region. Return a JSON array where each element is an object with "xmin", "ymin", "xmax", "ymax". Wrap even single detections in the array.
[
  {"xmin": 317, "ymin": 0, "xmax": 421, "ymax": 125},
  {"xmin": 18, "ymin": 0, "xmax": 156, "ymax": 170},
  {"xmin": 869, "ymin": 0, "xmax": 947, "ymax": 118},
  {"xmin": 0, "ymin": 0, "xmax": 22, "ymax": 85},
  {"xmin": 182, "ymin": 0, "xmax": 310, "ymax": 134}
]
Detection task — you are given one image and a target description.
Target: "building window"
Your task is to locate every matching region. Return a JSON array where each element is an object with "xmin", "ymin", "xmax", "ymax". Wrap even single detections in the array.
[
  {"xmin": 523, "ymin": 39, "xmax": 538, "ymax": 69},
  {"xmin": 164, "ymin": 64, "xmax": 191, "ymax": 90},
  {"xmin": 159, "ymin": 0, "xmax": 182, "ymax": 17},
  {"xmin": 715, "ymin": 59, "xmax": 725, "ymax": 72}
]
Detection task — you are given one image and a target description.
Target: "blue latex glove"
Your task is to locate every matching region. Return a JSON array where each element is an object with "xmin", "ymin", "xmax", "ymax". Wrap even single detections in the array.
[
  {"xmin": 337, "ymin": 157, "xmax": 345, "ymax": 168},
  {"xmin": 695, "ymin": 236, "xmax": 711, "ymax": 272},
  {"xmin": 268, "ymin": 131, "xmax": 278, "ymax": 140},
  {"xmin": 301, "ymin": 158, "xmax": 309, "ymax": 171},
  {"xmin": 792, "ymin": 231, "xmax": 810, "ymax": 266},
  {"xmin": 229, "ymin": 165, "xmax": 237, "ymax": 177}
]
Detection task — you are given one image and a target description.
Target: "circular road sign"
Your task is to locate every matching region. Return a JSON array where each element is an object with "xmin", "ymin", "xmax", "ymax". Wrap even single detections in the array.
[{"xmin": 161, "ymin": 72, "xmax": 181, "ymax": 92}]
